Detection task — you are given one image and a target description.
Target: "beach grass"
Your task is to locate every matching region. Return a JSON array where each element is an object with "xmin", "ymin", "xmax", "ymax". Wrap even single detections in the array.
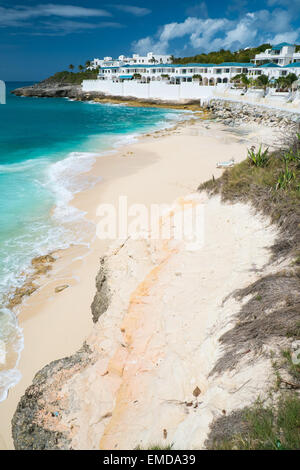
[{"xmin": 208, "ymin": 394, "xmax": 300, "ymax": 450}]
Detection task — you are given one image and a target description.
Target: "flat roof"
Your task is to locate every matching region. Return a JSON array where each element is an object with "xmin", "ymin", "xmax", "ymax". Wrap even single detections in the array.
[{"xmin": 101, "ymin": 62, "xmax": 254, "ymax": 70}]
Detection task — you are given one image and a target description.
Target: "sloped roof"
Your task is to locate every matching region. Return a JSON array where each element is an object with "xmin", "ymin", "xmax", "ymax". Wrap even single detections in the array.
[
  {"xmin": 258, "ymin": 62, "xmax": 281, "ymax": 68},
  {"xmin": 285, "ymin": 62, "xmax": 300, "ymax": 68},
  {"xmin": 272, "ymin": 42, "xmax": 294, "ymax": 50}
]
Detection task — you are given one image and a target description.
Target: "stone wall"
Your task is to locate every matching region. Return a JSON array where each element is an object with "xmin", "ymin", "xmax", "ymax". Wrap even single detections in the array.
[{"xmin": 207, "ymin": 99, "xmax": 300, "ymax": 130}]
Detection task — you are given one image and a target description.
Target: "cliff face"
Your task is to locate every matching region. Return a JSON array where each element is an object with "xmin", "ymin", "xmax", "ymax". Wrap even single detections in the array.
[
  {"xmin": 12, "ymin": 83, "xmax": 102, "ymax": 101},
  {"xmin": 12, "ymin": 343, "xmax": 94, "ymax": 449},
  {"xmin": 12, "ymin": 193, "xmax": 287, "ymax": 450}
]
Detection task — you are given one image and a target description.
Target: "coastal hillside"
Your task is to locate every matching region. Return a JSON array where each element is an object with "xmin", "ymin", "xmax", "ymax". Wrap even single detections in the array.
[
  {"xmin": 174, "ymin": 43, "xmax": 300, "ymax": 64},
  {"xmin": 11, "ymin": 110, "xmax": 300, "ymax": 450},
  {"xmin": 173, "ymin": 43, "xmax": 273, "ymax": 64}
]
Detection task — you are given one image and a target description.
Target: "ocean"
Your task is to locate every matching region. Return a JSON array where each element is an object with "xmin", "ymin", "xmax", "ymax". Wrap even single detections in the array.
[{"xmin": 0, "ymin": 82, "xmax": 183, "ymax": 401}]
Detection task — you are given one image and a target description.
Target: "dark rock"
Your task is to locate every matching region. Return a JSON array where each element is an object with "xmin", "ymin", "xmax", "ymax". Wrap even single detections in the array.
[
  {"xmin": 11, "ymin": 83, "xmax": 105, "ymax": 101},
  {"xmin": 90, "ymin": 257, "xmax": 111, "ymax": 323},
  {"xmin": 12, "ymin": 343, "xmax": 92, "ymax": 450}
]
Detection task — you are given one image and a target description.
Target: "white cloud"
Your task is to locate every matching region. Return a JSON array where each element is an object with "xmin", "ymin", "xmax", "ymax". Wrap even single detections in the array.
[
  {"xmin": 27, "ymin": 20, "xmax": 123, "ymax": 36},
  {"xmin": 38, "ymin": 4, "xmax": 112, "ymax": 18},
  {"xmin": 0, "ymin": 4, "xmax": 111, "ymax": 27},
  {"xmin": 269, "ymin": 31, "xmax": 300, "ymax": 44},
  {"xmin": 111, "ymin": 4, "xmax": 151, "ymax": 16},
  {"xmin": 132, "ymin": 7, "xmax": 300, "ymax": 56}
]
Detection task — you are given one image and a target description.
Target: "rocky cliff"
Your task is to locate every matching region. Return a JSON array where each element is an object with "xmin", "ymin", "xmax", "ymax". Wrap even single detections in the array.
[
  {"xmin": 12, "ymin": 83, "xmax": 101, "ymax": 100},
  {"xmin": 12, "ymin": 193, "xmax": 289, "ymax": 450}
]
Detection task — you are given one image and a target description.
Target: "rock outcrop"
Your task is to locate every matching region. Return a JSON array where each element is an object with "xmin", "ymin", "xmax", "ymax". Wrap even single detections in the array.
[
  {"xmin": 90, "ymin": 257, "xmax": 111, "ymax": 323},
  {"xmin": 12, "ymin": 83, "xmax": 102, "ymax": 101},
  {"xmin": 207, "ymin": 99, "xmax": 300, "ymax": 130},
  {"xmin": 12, "ymin": 343, "xmax": 94, "ymax": 450}
]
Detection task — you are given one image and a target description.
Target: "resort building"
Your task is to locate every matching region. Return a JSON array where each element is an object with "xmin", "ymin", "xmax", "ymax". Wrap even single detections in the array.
[
  {"xmin": 89, "ymin": 44, "xmax": 300, "ymax": 85},
  {"xmin": 98, "ymin": 62, "xmax": 255, "ymax": 85},
  {"xmin": 90, "ymin": 52, "xmax": 172, "ymax": 69},
  {"xmin": 252, "ymin": 43, "xmax": 300, "ymax": 66},
  {"xmin": 82, "ymin": 43, "xmax": 300, "ymax": 103},
  {"xmin": 97, "ymin": 61, "xmax": 300, "ymax": 85}
]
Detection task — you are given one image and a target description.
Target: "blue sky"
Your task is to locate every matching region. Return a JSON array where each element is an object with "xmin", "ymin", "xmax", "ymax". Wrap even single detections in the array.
[{"xmin": 1, "ymin": 0, "xmax": 300, "ymax": 81}]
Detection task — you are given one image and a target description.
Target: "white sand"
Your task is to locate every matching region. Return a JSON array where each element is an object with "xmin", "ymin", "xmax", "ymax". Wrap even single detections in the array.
[
  {"xmin": 0, "ymin": 118, "xmax": 278, "ymax": 449},
  {"xmin": 56, "ymin": 193, "xmax": 276, "ymax": 450}
]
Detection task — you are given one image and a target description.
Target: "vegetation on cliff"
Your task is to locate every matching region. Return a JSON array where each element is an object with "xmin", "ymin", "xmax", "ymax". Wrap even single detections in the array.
[
  {"xmin": 173, "ymin": 44, "xmax": 274, "ymax": 64},
  {"xmin": 42, "ymin": 69, "xmax": 99, "ymax": 85},
  {"xmin": 174, "ymin": 43, "xmax": 300, "ymax": 65},
  {"xmin": 201, "ymin": 130, "xmax": 300, "ymax": 450}
]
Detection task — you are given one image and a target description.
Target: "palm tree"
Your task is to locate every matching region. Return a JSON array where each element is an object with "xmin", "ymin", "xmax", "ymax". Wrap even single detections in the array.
[
  {"xmin": 78, "ymin": 65, "xmax": 84, "ymax": 72},
  {"xmin": 69, "ymin": 64, "xmax": 74, "ymax": 71},
  {"xmin": 286, "ymin": 73, "xmax": 298, "ymax": 89},
  {"xmin": 85, "ymin": 60, "xmax": 91, "ymax": 70},
  {"xmin": 275, "ymin": 73, "xmax": 298, "ymax": 91},
  {"xmin": 240, "ymin": 74, "xmax": 250, "ymax": 89},
  {"xmin": 256, "ymin": 74, "xmax": 269, "ymax": 89}
]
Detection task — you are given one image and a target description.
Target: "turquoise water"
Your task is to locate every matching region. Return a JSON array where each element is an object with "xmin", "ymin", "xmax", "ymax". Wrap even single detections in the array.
[{"xmin": 0, "ymin": 82, "xmax": 183, "ymax": 400}]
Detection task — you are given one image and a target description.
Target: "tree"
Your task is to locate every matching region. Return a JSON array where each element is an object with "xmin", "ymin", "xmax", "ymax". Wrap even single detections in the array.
[
  {"xmin": 172, "ymin": 43, "xmax": 272, "ymax": 65},
  {"xmin": 85, "ymin": 60, "xmax": 91, "ymax": 69},
  {"xmin": 256, "ymin": 74, "xmax": 269, "ymax": 88},
  {"xmin": 69, "ymin": 64, "xmax": 74, "ymax": 71},
  {"xmin": 286, "ymin": 73, "xmax": 298, "ymax": 87},
  {"xmin": 231, "ymin": 73, "xmax": 250, "ymax": 88},
  {"xmin": 275, "ymin": 73, "xmax": 298, "ymax": 91},
  {"xmin": 192, "ymin": 74, "xmax": 202, "ymax": 81},
  {"xmin": 78, "ymin": 65, "xmax": 84, "ymax": 72}
]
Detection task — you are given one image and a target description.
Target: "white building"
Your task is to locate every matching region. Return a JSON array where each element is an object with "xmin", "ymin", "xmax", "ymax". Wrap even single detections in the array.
[
  {"xmin": 97, "ymin": 62, "xmax": 254, "ymax": 85},
  {"xmin": 89, "ymin": 52, "xmax": 172, "ymax": 69},
  {"xmin": 82, "ymin": 44, "xmax": 300, "ymax": 103},
  {"xmin": 253, "ymin": 43, "xmax": 300, "ymax": 66}
]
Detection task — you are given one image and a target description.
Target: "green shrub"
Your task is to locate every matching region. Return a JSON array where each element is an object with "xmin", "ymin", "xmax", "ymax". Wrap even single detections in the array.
[
  {"xmin": 212, "ymin": 394, "xmax": 300, "ymax": 450},
  {"xmin": 276, "ymin": 163, "xmax": 295, "ymax": 190},
  {"xmin": 42, "ymin": 69, "xmax": 99, "ymax": 85},
  {"xmin": 247, "ymin": 145, "xmax": 269, "ymax": 167}
]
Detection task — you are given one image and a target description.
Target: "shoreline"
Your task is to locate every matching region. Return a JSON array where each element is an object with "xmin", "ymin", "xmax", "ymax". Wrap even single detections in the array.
[
  {"xmin": 0, "ymin": 111, "xmax": 280, "ymax": 449},
  {"xmin": 0, "ymin": 107, "xmax": 195, "ymax": 403},
  {"xmin": 11, "ymin": 83, "xmax": 205, "ymax": 111},
  {"xmin": 4, "ymin": 110, "xmax": 200, "ymax": 312},
  {"xmin": 0, "ymin": 111, "xmax": 202, "ymax": 449}
]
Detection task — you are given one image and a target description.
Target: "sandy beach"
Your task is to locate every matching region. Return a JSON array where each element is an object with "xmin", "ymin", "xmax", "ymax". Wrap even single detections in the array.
[{"xmin": 0, "ymin": 115, "xmax": 278, "ymax": 449}]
